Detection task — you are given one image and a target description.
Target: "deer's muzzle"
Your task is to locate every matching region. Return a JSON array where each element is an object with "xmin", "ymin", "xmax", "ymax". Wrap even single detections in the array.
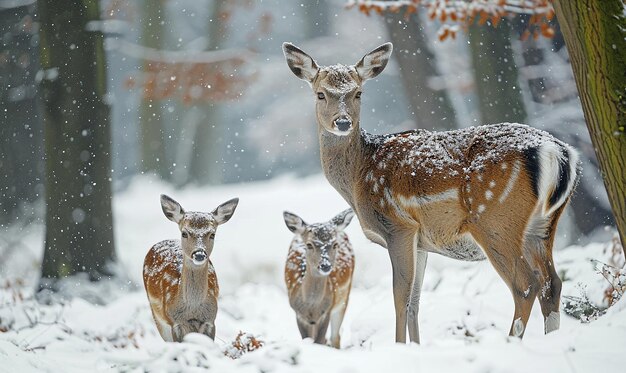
[
  {"xmin": 334, "ymin": 118, "xmax": 352, "ymax": 132},
  {"xmin": 191, "ymin": 249, "xmax": 208, "ymax": 265}
]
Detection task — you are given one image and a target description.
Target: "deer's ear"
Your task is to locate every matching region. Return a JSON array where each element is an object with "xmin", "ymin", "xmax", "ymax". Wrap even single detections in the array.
[
  {"xmin": 355, "ymin": 42, "xmax": 392, "ymax": 82},
  {"xmin": 282, "ymin": 42, "xmax": 319, "ymax": 84},
  {"xmin": 212, "ymin": 198, "xmax": 239, "ymax": 225},
  {"xmin": 332, "ymin": 209, "xmax": 355, "ymax": 231},
  {"xmin": 283, "ymin": 211, "xmax": 307, "ymax": 234},
  {"xmin": 161, "ymin": 194, "xmax": 185, "ymax": 224}
]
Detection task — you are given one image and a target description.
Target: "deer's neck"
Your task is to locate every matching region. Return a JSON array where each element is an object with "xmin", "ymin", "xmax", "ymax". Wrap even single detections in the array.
[
  {"xmin": 180, "ymin": 259, "xmax": 210, "ymax": 303},
  {"xmin": 301, "ymin": 263, "xmax": 330, "ymax": 304},
  {"xmin": 319, "ymin": 125, "xmax": 373, "ymax": 206}
]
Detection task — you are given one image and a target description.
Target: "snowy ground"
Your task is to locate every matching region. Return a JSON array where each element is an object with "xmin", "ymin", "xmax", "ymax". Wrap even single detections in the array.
[{"xmin": 0, "ymin": 175, "xmax": 624, "ymax": 372}]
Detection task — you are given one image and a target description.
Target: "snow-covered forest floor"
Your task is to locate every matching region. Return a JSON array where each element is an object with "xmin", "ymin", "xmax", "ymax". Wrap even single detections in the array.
[{"xmin": 1, "ymin": 175, "xmax": 624, "ymax": 372}]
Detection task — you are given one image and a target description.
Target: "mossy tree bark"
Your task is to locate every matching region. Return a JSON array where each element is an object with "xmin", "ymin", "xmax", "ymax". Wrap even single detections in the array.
[
  {"xmin": 0, "ymin": 4, "xmax": 43, "ymax": 226},
  {"xmin": 469, "ymin": 19, "xmax": 528, "ymax": 125},
  {"xmin": 553, "ymin": 0, "xmax": 626, "ymax": 253},
  {"xmin": 38, "ymin": 0, "xmax": 116, "ymax": 286},
  {"xmin": 385, "ymin": 12, "xmax": 458, "ymax": 130}
]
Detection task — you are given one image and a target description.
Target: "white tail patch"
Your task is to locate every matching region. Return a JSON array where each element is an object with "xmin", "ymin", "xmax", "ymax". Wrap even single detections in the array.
[
  {"xmin": 536, "ymin": 142, "xmax": 565, "ymax": 215},
  {"xmin": 535, "ymin": 142, "xmax": 580, "ymax": 217},
  {"xmin": 499, "ymin": 160, "xmax": 521, "ymax": 203},
  {"xmin": 546, "ymin": 143, "xmax": 579, "ymax": 217}
]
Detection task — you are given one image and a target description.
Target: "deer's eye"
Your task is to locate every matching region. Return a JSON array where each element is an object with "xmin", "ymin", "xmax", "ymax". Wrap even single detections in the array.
[
  {"xmin": 181, "ymin": 231, "xmax": 189, "ymax": 239},
  {"xmin": 209, "ymin": 233, "xmax": 215, "ymax": 240},
  {"xmin": 306, "ymin": 243, "xmax": 314, "ymax": 250},
  {"xmin": 317, "ymin": 92, "xmax": 325, "ymax": 100},
  {"xmin": 355, "ymin": 91, "xmax": 362, "ymax": 99}
]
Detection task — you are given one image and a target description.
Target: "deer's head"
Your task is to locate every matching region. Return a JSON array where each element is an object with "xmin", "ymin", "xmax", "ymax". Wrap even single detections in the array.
[
  {"xmin": 282, "ymin": 42, "xmax": 392, "ymax": 136},
  {"xmin": 160, "ymin": 194, "xmax": 239, "ymax": 266},
  {"xmin": 283, "ymin": 209, "xmax": 355, "ymax": 276}
]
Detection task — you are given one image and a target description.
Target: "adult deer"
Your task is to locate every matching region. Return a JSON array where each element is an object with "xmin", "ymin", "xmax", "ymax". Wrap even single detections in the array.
[
  {"xmin": 282, "ymin": 42, "xmax": 580, "ymax": 343},
  {"xmin": 143, "ymin": 195, "xmax": 239, "ymax": 342},
  {"xmin": 283, "ymin": 209, "xmax": 355, "ymax": 348}
]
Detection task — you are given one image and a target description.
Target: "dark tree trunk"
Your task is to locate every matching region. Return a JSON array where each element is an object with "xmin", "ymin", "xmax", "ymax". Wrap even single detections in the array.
[
  {"xmin": 469, "ymin": 20, "xmax": 528, "ymax": 125},
  {"xmin": 38, "ymin": 0, "xmax": 116, "ymax": 286},
  {"xmin": 302, "ymin": 0, "xmax": 329, "ymax": 38},
  {"xmin": 553, "ymin": 0, "xmax": 626, "ymax": 253},
  {"xmin": 139, "ymin": 0, "xmax": 168, "ymax": 178},
  {"xmin": 187, "ymin": 0, "xmax": 228, "ymax": 185},
  {"xmin": 384, "ymin": 12, "xmax": 457, "ymax": 130},
  {"xmin": 0, "ymin": 4, "xmax": 43, "ymax": 226}
]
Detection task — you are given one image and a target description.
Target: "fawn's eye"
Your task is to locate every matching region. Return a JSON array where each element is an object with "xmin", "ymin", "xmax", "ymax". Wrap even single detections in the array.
[
  {"xmin": 355, "ymin": 91, "xmax": 362, "ymax": 99},
  {"xmin": 317, "ymin": 92, "xmax": 325, "ymax": 100},
  {"xmin": 181, "ymin": 231, "xmax": 188, "ymax": 238},
  {"xmin": 209, "ymin": 233, "xmax": 215, "ymax": 239},
  {"xmin": 306, "ymin": 243, "xmax": 314, "ymax": 250}
]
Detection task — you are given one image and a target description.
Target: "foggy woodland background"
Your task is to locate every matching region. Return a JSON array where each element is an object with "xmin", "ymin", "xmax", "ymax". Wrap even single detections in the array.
[{"xmin": 0, "ymin": 0, "xmax": 616, "ymax": 282}]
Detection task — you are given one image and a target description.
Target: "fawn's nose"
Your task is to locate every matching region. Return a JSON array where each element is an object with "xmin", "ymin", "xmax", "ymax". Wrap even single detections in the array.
[
  {"xmin": 319, "ymin": 263, "xmax": 331, "ymax": 275},
  {"xmin": 191, "ymin": 250, "xmax": 207, "ymax": 265},
  {"xmin": 334, "ymin": 118, "xmax": 352, "ymax": 132}
]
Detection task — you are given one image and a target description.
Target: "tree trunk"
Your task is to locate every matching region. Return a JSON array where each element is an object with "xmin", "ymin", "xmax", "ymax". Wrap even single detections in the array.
[
  {"xmin": 38, "ymin": 0, "xmax": 116, "ymax": 286},
  {"xmin": 139, "ymin": 0, "xmax": 167, "ymax": 178},
  {"xmin": 384, "ymin": 12, "xmax": 457, "ymax": 130},
  {"xmin": 0, "ymin": 4, "xmax": 43, "ymax": 225},
  {"xmin": 187, "ymin": 0, "xmax": 228, "ymax": 185},
  {"xmin": 302, "ymin": 0, "xmax": 329, "ymax": 38},
  {"xmin": 553, "ymin": 0, "xmax": 626, "ymax": 253},
  {"xmin": 469, "ymin": 20, "xmax": 528, "ymax": 125}
]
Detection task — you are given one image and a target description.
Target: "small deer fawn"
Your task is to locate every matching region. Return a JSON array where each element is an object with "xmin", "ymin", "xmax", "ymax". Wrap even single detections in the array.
[
  {"xmin": 143, "ymin": 194, "xmax": 239, "ymax": 342},
  {"xmin": 283, "ymin": 42, "xmax": 580, "ymax": 343},
  {"xmin": 283, "ymin": 209, "xmax": 355, "ymax": 348}
]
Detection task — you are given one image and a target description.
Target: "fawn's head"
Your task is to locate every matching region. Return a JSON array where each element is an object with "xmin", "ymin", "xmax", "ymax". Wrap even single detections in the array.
[
  {"xmin": 283, "ymin": 209, "xmax": 355, "ymax": 276},
  {"xmin": 160, "ymin": 195, "xmax": 239, "ymax": 266},
  {"xmin": 282, "ymin": 42, "xmax": 392, "ymax": 136}
]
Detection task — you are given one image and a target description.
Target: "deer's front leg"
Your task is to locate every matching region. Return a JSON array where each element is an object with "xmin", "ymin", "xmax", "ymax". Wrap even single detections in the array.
[
  {"xmin": 408, "ymin": 250, "xmax": 427, "ymax": 344},
  {"xmin": 172, "ymin": 323, "xmax": 184, "ymax": 342},
  {"xmin": 314, "ymin": 313, "xmax": 330, "ymax": 345},
  {"xmin": 199, "ymin": 322, "xmax": 216, "ymax": 340},
  {"xmin": 387, "ymin": 230, "xmax": 417, "ymax": 344}
]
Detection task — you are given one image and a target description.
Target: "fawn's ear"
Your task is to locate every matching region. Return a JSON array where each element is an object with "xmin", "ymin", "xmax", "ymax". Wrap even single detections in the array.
[
  {"xmin": 355, "ymin": 42, "xmax": 392, "ymax": 82},
  {"xmin": 332, "ymin": 209, "xmax": 355, "ymax": 231},
  {"xmin": 212, "ymin": 198, "xmax": 239, "ymax": 225},
  {"xmin": 161, "ymin": 194, "xmax": 185, "ymax": 224},
  {"xmin": 282, "ymin": 42, "xmax": 319, "ymax": 84},
  {"xmin": 283, "ymin": 211, "xmax": 307, "ymax": 234}
]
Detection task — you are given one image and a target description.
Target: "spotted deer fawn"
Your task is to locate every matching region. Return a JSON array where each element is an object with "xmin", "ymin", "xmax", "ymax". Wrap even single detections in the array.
[
  {"xmin": 143, "ymin": 195, "xmax": 239, "ymax": 342},
  {"xmin": 283, "ymin": 209, "xmax": 355, "ymax": 348},
  {"xmin": 283, "ymin": 42, "xmax": 580, "ymax": 343}
]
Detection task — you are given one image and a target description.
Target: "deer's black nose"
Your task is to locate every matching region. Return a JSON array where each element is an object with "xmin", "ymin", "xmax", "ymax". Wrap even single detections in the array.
[
  {"xmin": 319, "ymin": 263, "xmax": 331, "ymax": 274},
  {"xmin": 191, "ymin": 250, "xmax": 207, "ymax": 264},
  {"xmin": 334, "ymin": 118, "xmax": 352, "ymax": 132}
]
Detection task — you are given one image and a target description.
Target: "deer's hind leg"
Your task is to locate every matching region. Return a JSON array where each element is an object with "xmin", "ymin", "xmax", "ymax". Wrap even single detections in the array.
[
  {"xmin": 524, "ymin": 205, "xmax": 567, "ymax": 334},
  {"xmin": 473, "ymin": 231, "xmax": 539, "ymax": 337}
]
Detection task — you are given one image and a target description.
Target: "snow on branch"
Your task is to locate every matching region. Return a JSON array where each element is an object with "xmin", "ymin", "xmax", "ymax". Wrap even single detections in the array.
[
  {"xmin": 111, "ymin": 39, "xmax": 257, "ymax": 104},
  {"xmin": 346, "ymin": 0, "xmax": 555, "ymax": 41}
]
